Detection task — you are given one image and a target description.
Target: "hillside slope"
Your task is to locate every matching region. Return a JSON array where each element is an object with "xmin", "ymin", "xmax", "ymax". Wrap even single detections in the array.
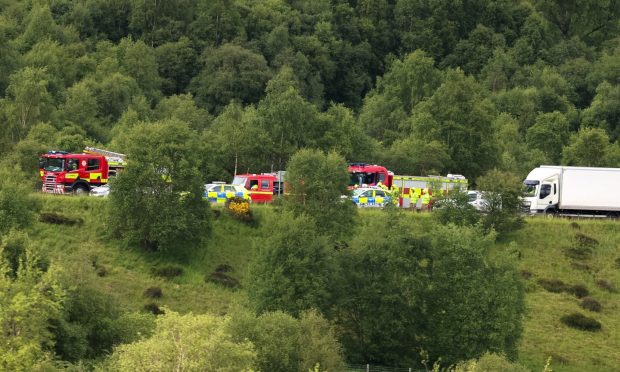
[{"xmin": 28, "ymin": 196, "xmax": 620, "ymax": 371}]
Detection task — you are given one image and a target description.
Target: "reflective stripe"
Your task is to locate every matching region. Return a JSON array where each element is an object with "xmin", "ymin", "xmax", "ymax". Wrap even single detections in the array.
[
  {"xmin": 65, "ymin": 173, "xmax": 79, "ymax": 179},
  {"xmin": 89, "ymin": 172, "xmax": 102, "ymax": 181}
]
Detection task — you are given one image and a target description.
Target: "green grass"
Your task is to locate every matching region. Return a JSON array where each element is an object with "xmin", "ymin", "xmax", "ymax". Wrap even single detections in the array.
[{"xmin": 25, "ymin": 196, "xmax": 620, "ymax": 370}]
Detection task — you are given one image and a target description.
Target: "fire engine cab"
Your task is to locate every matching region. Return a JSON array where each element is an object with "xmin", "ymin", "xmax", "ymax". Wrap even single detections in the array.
[
  {"xmin": 39, "ymin": 147, "xmax": 125, "ymax": 194},
  {"xmin": 348, "ymin": 163, "xmax": 393, "ymax": 190},
  {"xmin": 232, "ymin": 173, "xmax": 278, "ymax": 203}
]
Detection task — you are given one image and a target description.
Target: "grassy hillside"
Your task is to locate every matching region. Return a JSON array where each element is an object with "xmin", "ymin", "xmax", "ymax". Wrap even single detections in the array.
[{"xmin": 28, "ymin": 195, "xmax": 620, "ymax": 371}]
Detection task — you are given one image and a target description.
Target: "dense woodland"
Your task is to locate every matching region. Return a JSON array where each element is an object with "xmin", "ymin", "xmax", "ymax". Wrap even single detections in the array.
[
  {"xmin": 1, "ymin": 0, "xmax": 620, "ymax": 181},
  {"xmin": 1, "ymin": 0, "xmax": 620, "ymax": 371}
]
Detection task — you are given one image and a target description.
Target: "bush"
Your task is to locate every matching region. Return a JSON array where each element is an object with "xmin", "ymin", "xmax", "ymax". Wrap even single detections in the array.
[
  {"xmin": 560, "ymin": 313, "xmax": 601, "ymax": 331},
  {"xmin": 574, "ymin": 232, "xmax": 598, "ymax": 248},
  {"xmin": 144, "ymin": 287, "xmax": 163, "ymax": 298},
  {"xmin": 569, "ymin": 284, "xmax": 589, "ymax": 298},
  {"xmin": 143, "ymin": 303, "xmax": 165, "ymax": 315},
  {"xmin": 537, "ymin": 278, "xmax": 568, "ymax": 293},
  {"xmin": 564, "ymin": 246, "xmax": 592, "ymax": 260},
  {"xmin": 152, "ymin": 265, "xmax": 184, "ymax": 279},
  {"xmin": 476, "ymin": 170, "xmax": 525, "ymax": 237},
  {"xmin": 0, "ymin": 167, "xmax": 41, "ymax": 235},
  {"xmin": 580, "ymin": 297, "xmax": 602, "ymax": 312},
  {"xmin": 39, "ymin": 212, "xmax": 83, "ymax": 226},
  {"xmin": 433, "ymin": 190, "xmax": 480, "ymax": 227},
  {"xmin": 225, "ymin": 197, "xmax": 254, "ymax": 224},
  {"xmin": 206, "ymin": 272, "xmax": 240, "ymax": 289},
  {"xmin": 596, "ymin": 279, "xmax": 615, "ymax": 292},
  {"xmin": 520, "ymin": 270, "xmax": 533, "ymax": 280}
]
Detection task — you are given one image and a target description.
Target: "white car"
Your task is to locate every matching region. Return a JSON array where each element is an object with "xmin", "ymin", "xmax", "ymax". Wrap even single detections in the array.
[
  {"xmin": 89, "ymin": 184, "xmax": 110, "ymax": 197},
  {"xmin": 468, "ymin": 190, "xmax": 488, "ymax": 211}
]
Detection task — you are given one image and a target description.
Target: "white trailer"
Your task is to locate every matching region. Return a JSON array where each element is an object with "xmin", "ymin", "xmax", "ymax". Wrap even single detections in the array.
[{"xmin": 523, "ymin": 165, "xmax": 620, "ymax": 217}]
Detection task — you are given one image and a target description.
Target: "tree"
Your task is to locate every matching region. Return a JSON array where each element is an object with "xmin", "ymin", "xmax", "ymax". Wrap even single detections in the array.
[
  {"xmin": 284, "ymin": 149, "xmax": 355, "ymax": 238},
  {"xmin": 477, "ymin": 169, "xmax": 525, "ymax": 236},
  {"xmin": 247, "ymin": 212, "xmax": 335, "ymax": 317},
  {"xmin": 228, "ymin": 309, "xmax": 345, "ymax": 372},
  {"xmin": 526, "ymin": 111, "xmax": 570, "ymax": 163},
  {"xmin": 0, "ymin": 244, "xmax": 65, "ymax": 371},
  {"xmin": 334, "ymin": 217, "xmax": 525, "ymax": 366},
  {"xmin": 411, "ymin": 69, "xmax": 500, "ymax": 180},
  {"xmin": 155, "ymin": 37, "xmax": 199, "ymax": 95},
  {"xmin": 561, "ymin": 127, "xmax": 620, "ymax": 167},
  {"xmin": 106, "ymin": 310, "xmax": 256, "ymax": 371},
  {"xmin": 190, "ymin": 43, "xmax": 271, "ymax": 114},
  {"xmin": 107, "ymin": 119, "xmax": 211, "ymax": 252},
  {"xmin": 581, "ymin": 81, "xmax": 620, "ymax": 140},
  {"xmin": 5, "ymin": 67, "xmax": 54, "ymax": 142},
  {"xmin": 0, "ymin": 167, "xmax": 41, "ymax": 236}
]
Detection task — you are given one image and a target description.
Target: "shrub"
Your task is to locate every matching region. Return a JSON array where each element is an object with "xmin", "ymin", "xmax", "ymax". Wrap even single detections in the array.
[
  {"xmin": 537, "ymin": 278, "xmax": 568, "ymax": 293},
  {"xmin": 520, "ymin": 270, "xmax": 533, "ymax": 280},
  {"xmin": 596, "ymin": 279, "xmax": 615, "ymax": 292},
  {"xmin": 574, "ymin": 233, "xmax": 598, "ymax": 248},
  {"xmin": 215, "ymin": 263, "xmax": 233, "ymax": 273},
  {"xmin": 143, "ymin": 303, "xmax": 165, "ymax": 315},
  {"xmin": 580, "ymin": 297, "xmax": 602, "ymax": 312},
  {"xmin": 144, "ymin": 287, "xmax": 163, "ymax": 298},
  {"xmin": 570, "ymin": 261, "xmax": 591, "ymax": 271},
  {"xmin": 570, "ymin": 222, "xmax": 580, "ymax": 230},
  {"xmin": 152, "ymin": 265, "xmax": 184, "ymax": 279},
  {"xmin": 206, "ymin": 272, "xmax": 240, "ymax": 289},
  {"xmin": 225, "ymin": 197, "xmax": 254, "ymax": 224},
  {"xmin": 615, "ymin": 257, "xmax": 620, "ymax": 268},
  {"xmin": 39, "ymin": 212, "xmax": 83, "ymax": 226},
  {"xmin": 564, "ymin": 246, "xmax": 592, "ymax": 260},
  {"xmin": 569, "ymin": 284, "xmax": 589, "ymax": 298},
  {"xmin": 560, "ymin": 313, "xmax": 601, "ymax": 331}
]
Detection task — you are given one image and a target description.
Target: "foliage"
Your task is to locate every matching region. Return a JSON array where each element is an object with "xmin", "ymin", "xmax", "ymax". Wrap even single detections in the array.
[
  {"xmin": 335, "ymin": 217, "xmax": 524, "ymax": 366},
  {"xmin": 560, "ymin": 313, "xmax": 602, "ymax": 332},
  {"xmin": 433, "ymin": 189, "xmax": 481, "ymax": 227},
  {"xmin": 105, "ymin": 310, "xmax": 256, "ymax": 371},
  {"xmin": 248, "ymin": 212, "xmax": 335, "ymax": 317},
  {"xmin": 107, "ymin": 119, "xmax": 211, "ymax": 252},
  {"xmin": 284, "ymin": 149, "xmax": 356, "ymax": 239},
  {"xmin": 0, "ymin": 244, "xmax": 65, "ymax": 371},
  {"xmin": 452, "ymin": 352, "xmax": 530, "ymax": 372},
  {"xmin": 225, "ymin": 196, "xmax": 253, "ymax": 224},
  {"xmin": 0, "ymin": 167, "xmax": 41, "ymax": 236},
  {"xmin": 228, "ymin": 308, "xmax": 345, "ymax": 372},
  {"xmin": 476, "ymin": 169, "xmax": 525, "ymax": 236}
]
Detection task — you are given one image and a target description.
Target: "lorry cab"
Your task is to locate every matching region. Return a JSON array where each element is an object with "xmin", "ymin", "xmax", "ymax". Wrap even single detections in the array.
[
  {"xmin": 523, "ymin": 166, "xmax": 560, "ymax": 214},
  {"xmin": 232, "ymin": 173, "xmax": 277, "ymax": 203}
]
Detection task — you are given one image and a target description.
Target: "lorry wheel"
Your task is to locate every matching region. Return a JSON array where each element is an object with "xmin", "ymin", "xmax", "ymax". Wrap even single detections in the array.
[
  {"xmin": 544, "ymin": 209, "xmax": 556, "ymax": 218},
  {"xmin": 74, "ymin": 185, "xmax": 88, "ymax": 196}
]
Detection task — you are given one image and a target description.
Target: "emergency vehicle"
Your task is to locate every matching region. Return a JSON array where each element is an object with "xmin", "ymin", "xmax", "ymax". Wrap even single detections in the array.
[
  {"xmin": 348, "ymin": 163, "xmax": 393, "ymax": 190},
  {"xmin": 350, "ymin": 186, "xmax": 392, "ymax": 208},
  {"xmin": 392, "ymin": 174, "xmax": 467, "ymax": 208},
  {"xmin": 39, "ymin": 147, "xmax": 125, "ymax": 194},
  {"xmin": 204, "ymin": 182, "xmax": 251, "ymax": 204},
  {"xmin": 232, "ymin": 173, "xmax": 278, "ymax": 203}
]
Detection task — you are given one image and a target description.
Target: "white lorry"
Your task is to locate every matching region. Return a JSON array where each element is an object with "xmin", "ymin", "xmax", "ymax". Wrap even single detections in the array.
[{"xmin": 523, "ymin": 165, "xmax": 620, "ymax": 217}]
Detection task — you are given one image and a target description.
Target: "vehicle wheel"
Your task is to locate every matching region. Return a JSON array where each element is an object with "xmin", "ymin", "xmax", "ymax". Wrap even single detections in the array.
[
  {"xmin": 74, "ymin": 185, "xmax": 88, "ymax": 196},
  {"xmin": 544, "ymin": 208, "xmax": 556, "ymax": 218}
]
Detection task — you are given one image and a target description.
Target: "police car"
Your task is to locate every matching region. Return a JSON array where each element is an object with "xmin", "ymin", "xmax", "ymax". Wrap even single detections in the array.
[
  {"xmin": 350, "ymin": 186, "xmax": 392, "ymax": 208},
  {"xmin": 204, "ymin": 182, "xmax": 251, "ymax": 204}
]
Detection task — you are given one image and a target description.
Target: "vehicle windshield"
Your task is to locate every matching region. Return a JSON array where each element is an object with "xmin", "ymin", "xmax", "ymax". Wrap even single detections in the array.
[
  {"xmin": 40, "ymin": 157, "xmax": 65, "ymax": 172},
  {"xmin": 352, "ymin": 188, "xmax": 367, "ymax": 197},
  {"xmin": 468, "ymin": 193, "xmax": 478, "ymax": 202},
  {"xmin": 523, "ymin": 180, "xmax": 539, "ymax": 197},
  {"xmin": 349, "ymin": 172, "xmax": 379, "ymax": 187},
  {"xmin": 232, "ymin": 176, "xmax": 247, "ymax": 187}
]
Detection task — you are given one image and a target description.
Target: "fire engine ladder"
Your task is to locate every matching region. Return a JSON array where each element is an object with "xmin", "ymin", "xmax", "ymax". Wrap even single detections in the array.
[{"xmin": 83, "ymin": 147, "xmax": 126, "ymax": 167}]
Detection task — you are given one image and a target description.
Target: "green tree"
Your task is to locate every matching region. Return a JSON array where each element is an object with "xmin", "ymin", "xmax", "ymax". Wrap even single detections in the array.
[
  {"xmin": 384, "ymin": 137, "xmax": 450, "ymax": 175},
  {"xmin": 526, "ymin": 111, "xmax": 570, "ymax": 163},
  {"xmin": 477, "ymin": 169, "xmax": 525, "ymax": 236},
  {"xmin": 562, "ymin": 127, "xmax": 620, "ymax": 167},
  {"xmin": 248, "ymin": 212, "xmax": 335, "ymax": 317},
  {"xmin": 0, "ymin": 167, "xmax": 41, "ymax": 236},
  {"xmin": 581, "ymin": 81, "xmax": 620, "ymax": 140},
  {"xmin": 155, "ymin": 37, "xmax": 199, "ymax": 95},
  {"xmin": 433, "ymin": 189, "xmax": 481, "ymax": 227},
  {"xmin": 107, "ymin": 119, "xmax": 211, "ymax": 252},
  {"xmin": 190, "ymin": 43, "xmax": 271, "ymax": 114},
  {"xmin": 106, "ymin": 310, "xmax": 256, "ymax": 371},
  {"xmin": 0, "ymin": 244, "xmax": 65, "ymax": 371},
  {"xmin": 411, "ymin": 69, "xmax": 499, "ymax": 180},
  {"xmin": 284, "ymin": 149, "xmax": 355, "ymax": 238},
  {"xmin": 335, "ymin": 217, "xmax": 525, "ymax": 366},
  {"xmin": 5, "ymin": 67, "xmax": 54, "ymax": 142}
]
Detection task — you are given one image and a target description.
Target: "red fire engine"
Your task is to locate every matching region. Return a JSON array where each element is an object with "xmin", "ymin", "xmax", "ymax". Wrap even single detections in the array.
[
  {"xmin": 232, "ymin": 173, "xmax": 280, "ymax": 203},
  {"xmin": 39, "ymin": 147, "xmax": 125, "ymax": 194},
  {"xmin": 347, "ymin": 163, "xmax": 393, "ymax": 189}
]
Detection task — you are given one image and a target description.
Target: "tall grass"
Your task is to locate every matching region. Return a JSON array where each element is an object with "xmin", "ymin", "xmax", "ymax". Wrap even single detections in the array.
[{"xmin": 25, "ymin": 196, "xmax": 620, "ymax": 370}]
